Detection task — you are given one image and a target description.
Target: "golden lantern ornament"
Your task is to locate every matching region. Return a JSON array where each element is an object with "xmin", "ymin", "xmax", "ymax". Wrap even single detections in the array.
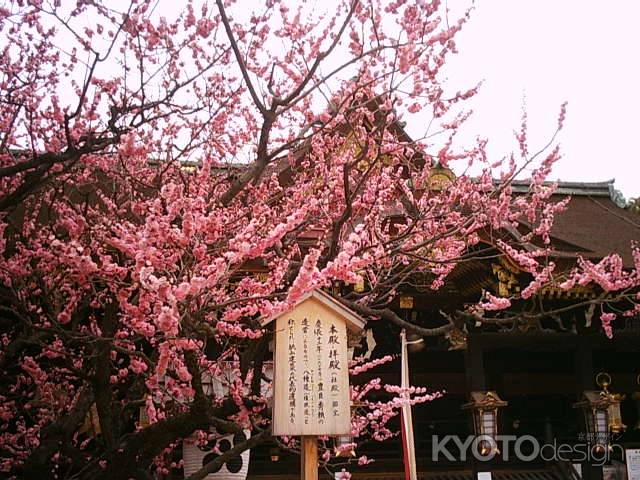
[
  {"xmin": 573, "ymin": 372, "xmax": 626, "ymax": 453},
  {"xmin": 596, "ymin": 372, "xmax": 626, "ymax": 434},
  {"xmin": 399, "ymin": 295, "xmax": 414, "ymax": 310},
  {"xmin": 462, "ymin": 391, "xmax": 508, "ymax": 456}
]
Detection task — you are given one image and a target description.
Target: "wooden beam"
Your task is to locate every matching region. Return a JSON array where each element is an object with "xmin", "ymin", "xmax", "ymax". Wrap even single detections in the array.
[{"xmin": 470, "ymin": 332, "xmax": 640, "ymax": 351}]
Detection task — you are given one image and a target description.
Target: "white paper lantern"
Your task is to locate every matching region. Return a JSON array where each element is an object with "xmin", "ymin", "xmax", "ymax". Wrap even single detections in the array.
[{"xmin": 183, "ymin": 430, "xmax": 250, "ymax": 480}]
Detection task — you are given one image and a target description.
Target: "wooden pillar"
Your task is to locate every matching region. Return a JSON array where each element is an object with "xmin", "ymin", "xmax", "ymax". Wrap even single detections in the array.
[
  {"xmin": 575, "ymin": 339, "xmax": 594, "ymax": 392},
  {"xmin": 465, "ymin": 334, "xmax": 488, "ymax": 478},
  {"xmin": 575, "ymin": 338, "xmax": 602, "ymax": 480},
  {"xmin": 465, "ymin": 333, "xmax": 486, "ymax": 391},
  {"xmin": 301, "ymin": 436, "xmax": 318, "ymax": 480}
]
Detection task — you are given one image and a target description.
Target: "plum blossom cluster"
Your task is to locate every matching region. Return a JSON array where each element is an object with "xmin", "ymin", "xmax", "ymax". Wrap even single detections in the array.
[{"xmin": 0, "ymin": 0, "xmax": 637, "ymax": 479}]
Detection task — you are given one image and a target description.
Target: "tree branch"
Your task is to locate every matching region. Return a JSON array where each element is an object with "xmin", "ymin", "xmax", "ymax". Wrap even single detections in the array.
[{"xmin": 339, "ymin": 298, "xmax": 456, "ymax": 336}]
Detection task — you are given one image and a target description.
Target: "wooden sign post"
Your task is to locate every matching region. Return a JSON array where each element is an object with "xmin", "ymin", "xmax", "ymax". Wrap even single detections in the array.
[
  {"xmin": 301, "ymin": 436, "xmax": 318, "ymax": 480},
  {"xmin": 261, "ymin": 289, "xmax": 365, "ymax": 480}
]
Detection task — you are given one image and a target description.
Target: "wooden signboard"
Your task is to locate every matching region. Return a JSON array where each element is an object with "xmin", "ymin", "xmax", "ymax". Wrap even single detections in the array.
[
  {"xmin": 262, "ymin": 289, "xmax": 365, "ymax": 437},
  {"xmin": 626, "ymin": 449, "xmax": 640, "ymax": 480}
]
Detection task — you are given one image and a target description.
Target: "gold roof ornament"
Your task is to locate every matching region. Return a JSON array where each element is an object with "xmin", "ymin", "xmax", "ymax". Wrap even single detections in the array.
[
  {"xmin": 445, "ymin": 327, "xmax": 467, "ymax": 351},
  {"xmin": 426, "ymin": 164, "xmax": 455, "ymax": 191},
  {"xmin": 492, "ymin": 261, "xmax": 520, "ymax": 298}
]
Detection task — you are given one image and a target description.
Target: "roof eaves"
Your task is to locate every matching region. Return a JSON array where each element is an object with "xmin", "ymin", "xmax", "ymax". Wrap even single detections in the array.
[{"xmin": 506, "ymin": 179, "xmax": 615, "ymax": 198}]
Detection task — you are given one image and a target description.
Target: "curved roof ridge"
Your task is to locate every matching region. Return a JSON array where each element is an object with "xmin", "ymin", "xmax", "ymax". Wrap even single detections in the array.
[{"xmin": 503, "ymin": 179, "xmax": 615, "ymax": 197}]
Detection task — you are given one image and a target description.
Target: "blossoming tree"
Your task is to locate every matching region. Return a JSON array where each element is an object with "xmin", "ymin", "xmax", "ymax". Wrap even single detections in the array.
[{"xmin": 0, "ymin": 0, "xmax": 638, "ymax": 479}]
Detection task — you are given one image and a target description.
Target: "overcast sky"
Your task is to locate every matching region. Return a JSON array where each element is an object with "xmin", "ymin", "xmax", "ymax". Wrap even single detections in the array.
[
  {"xmin": 45, "ymin": 0, "xmax": 640, "ymax": 199},
  {"xmin": 413, "ymin": 0, "xmax": 640, "ymax": 200}
]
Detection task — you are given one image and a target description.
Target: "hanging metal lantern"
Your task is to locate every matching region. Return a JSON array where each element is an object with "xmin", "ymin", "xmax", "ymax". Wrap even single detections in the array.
[
  {"xmin": 462, "ymin": 391, "xmax": 508, "ymax": 456},
  {"xmin": 596, "ymin": 372, "xmax": 626, "ymax": 434},
  {"xmin": 574, "ymin": 391, "xmax": 611, "ymax": 453},
  {"xmin": 573, "ymin": 373, "xmax": 626, "ymax": 453}
]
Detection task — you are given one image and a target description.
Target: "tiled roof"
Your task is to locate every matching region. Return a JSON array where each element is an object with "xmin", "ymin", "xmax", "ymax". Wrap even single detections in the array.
[
  {"xmin": 546, "ymin": 193, "xmax": 639, "ymax": 267},
  {"xmin": 508, "ymin": 179, "xmax": 617, "ymax": 197},
  {"xmin": 498, "ymin": 179, "xmax": 638, "ymax": 267}
]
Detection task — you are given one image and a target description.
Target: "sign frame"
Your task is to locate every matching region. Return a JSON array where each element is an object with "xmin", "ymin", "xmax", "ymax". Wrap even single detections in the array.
[{"xmin": 261, "ymin": 289, "xmax": 365, "ymax": 437}]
